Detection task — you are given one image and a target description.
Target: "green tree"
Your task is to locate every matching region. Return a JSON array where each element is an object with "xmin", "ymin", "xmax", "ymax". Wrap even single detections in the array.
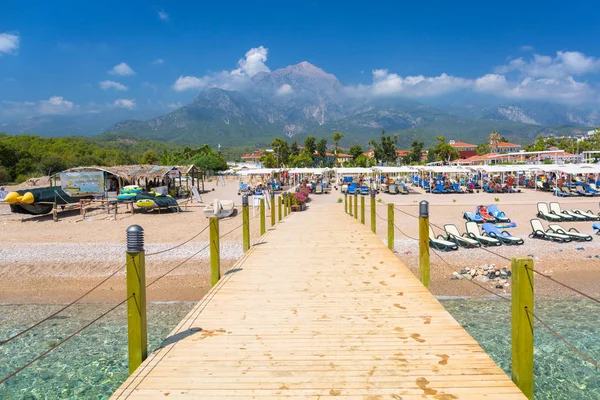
[
  {"xmin": 316, "ymin": 138, "xmax": 328, "ymax": 158},
  {"xmin": 271, "ymin": 138, "xmax": 289, "ymax": 167},
  {"xmin": 290, "ymin": 141, "xmax": 300, "ymax": 156},
  {"xmin": 476, "ymin": 143, "xmax": 490, "ymax": 155},
  {"xmin": 348, "ymin": 144, "xmax": 364, "ymax": 160},
  {"xmin": 368, "ymin": 130, "xmax": 398, "ymax": 165},
  {"xmin": 290, "ymin": 152, "xmax": 314, "ymax": 167},
  {"xmin": 426, "ymin": 148, "xmax": 435, "ymax": 163},
  {"xmin": 403, "ymin": 140, "xmax": 424, "ymax": 164},
  {"xmin": 488, "ymin": 130, "xmax": 501, "ymax": 152},
  {"xmin": 141, "ymin": 150, "xmax": 160, "ymax": 164},
  {"xmin": 332, "ymin": 132, "xmax": 343, "ymax": 154},
  {"xmin": 304, "ymin": 136, "xmax": 317, "ymax": 155},
  {"xmin": 190, "ymin": 153, "xmax": 228, "ymax": 172},
  {"xmin": 260, "ymin": 153, "xmax": 277, "ymax": 168},
  {"xmin": 433, "ymin": 136, "xmax": 459, "ymax": 162},
  {"xmin": 354, "ymin": 154, "xmax": 375, "ymax": 168}
]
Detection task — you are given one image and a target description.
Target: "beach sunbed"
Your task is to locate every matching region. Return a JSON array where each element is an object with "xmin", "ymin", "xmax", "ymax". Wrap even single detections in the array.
[
  {"xmin": 398, "ymin": 184, "xmax": 409, "ymax": 195},
  {"xmin": 561, "ymin": 186, "xmax": 579, "ymax": 196},
  {"xmin": 428, "ymin": 225, "xmax": 458, "ymax": 251},
  {"xmin": 529, "ymin": 219, "xmax": 572, "ymax": 242},
  {"xmin": 549, "ymin": 202, "xmax": 575, "ymax": 221},
  {"xmin": 547, "ymin": 224, "xmax": 592, "ymax": 242},
  {"xmin": 389, "ymin": 184, "xmax": 399, "ymax": 194},
  {"xmin": 593, "ymin": 223, "xmax": 600, "ymax": 235},
  {"xmin": 537, "ymin": 202, "xmax": 562, "ymax": 221},
  {"xmin": 573, "ymin": 209, "xmax": 600, "ymax": 221},
  {"xmin": 487, "ymin": 205, "xmax": 510, "ymax": 222},
  {"xmin": 481, "ymin": 223, "xmax": 524, "ymax": 245},
  {"xmin": 465, "ymin": 221, "xmax": 502, "ymax": 246},
  {"xmin": 463, "ymin": 212, "xmax": 484, "ymax": 223},
  {"xmin": 315, "ymin": 183, "xmax": 324, "ymax": 194},
  {"xmin": 443, "ymin": 224, "xmax": 480, "ymax": 248},
  {"xmin": 476, "ymin": 206, "xmax": 497, "ymax": 222}
]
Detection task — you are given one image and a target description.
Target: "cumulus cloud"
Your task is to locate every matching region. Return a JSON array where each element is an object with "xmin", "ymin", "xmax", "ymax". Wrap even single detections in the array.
[
  {"xmin": 171, "ymin": 46, "xmax": 270, "ymax": 91},
  {"xmin": 495, "ymin": 51, "xmax": 600, "ymax": 78},
  {"xmin": 0, "ymin": 32, "xmax": 19, "ymax": 55},
  {"xmin": 38, "ymin": 96, "xmax": 75, "ymax": 115},
  {"xmin": 157, "ymin": 9, "xmax": 169, "ymax": 21},
  {"xmin": 99, "ymin": 80, "xmax": 128, "ymax": 91},
  {"xmin": 276, "ymin": 84, "xmax": 293, "ymax": 95},
  {"xmin": 113, "ymin": 99, "xmax": 136, "ymax": 109},
  {"xmin": 108, "ymin": 62, "xmax": 135, "ymax": 76},
  {"xmin": 152, "ymin": 58, "xmax": 164, "ymax": 65}
]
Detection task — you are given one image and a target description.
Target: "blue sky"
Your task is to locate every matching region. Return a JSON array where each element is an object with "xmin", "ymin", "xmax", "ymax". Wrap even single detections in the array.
[{"xmin": 1, "ymin": 0, "xmax": 600, "ymax": 118}]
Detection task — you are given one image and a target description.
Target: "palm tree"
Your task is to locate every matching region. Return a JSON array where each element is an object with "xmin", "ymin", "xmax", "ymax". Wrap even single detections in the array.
[
  {"xmin": 488, "ymin": 130, "xmax": 501, "ymax": 152},
  {"xmin": 332, "ymin": 132, "xmax": 343, "ymax": 155}
]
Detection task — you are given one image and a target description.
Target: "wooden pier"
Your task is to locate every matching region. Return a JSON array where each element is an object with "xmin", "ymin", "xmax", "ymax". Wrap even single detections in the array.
[{"xmin": 111, "ymin": 203, "xmax": 526, "ymax": 399}]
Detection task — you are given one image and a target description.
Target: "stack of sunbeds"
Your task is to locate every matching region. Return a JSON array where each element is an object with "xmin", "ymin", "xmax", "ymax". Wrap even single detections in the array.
[{"xmin": 537, "ymin": 202, "xmax": 599, "ymax": 222}]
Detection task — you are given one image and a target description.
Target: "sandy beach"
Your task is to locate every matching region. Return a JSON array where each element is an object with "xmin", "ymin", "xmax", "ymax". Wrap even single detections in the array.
[{"xmin": 2, "ymin": 178, "xmax": 600, "ymax": 303}]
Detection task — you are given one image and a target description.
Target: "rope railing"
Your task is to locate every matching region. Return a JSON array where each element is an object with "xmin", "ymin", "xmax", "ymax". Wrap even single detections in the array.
[
  {"xmin": 525, "ymin": 266, "xmax": 600, "ymax": 305},
  {"xmin": 0, "ymin": 197, "xmax": 274, "ymax": 386},
  {"xmin": 526, "ymin": 308, "xmax": 600, "ymax": 370}
]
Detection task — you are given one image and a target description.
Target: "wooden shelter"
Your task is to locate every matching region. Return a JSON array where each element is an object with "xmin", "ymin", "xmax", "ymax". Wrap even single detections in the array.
[{"xmin": 65, "ymin": 165, "xmax": 183, "ymax": 193}]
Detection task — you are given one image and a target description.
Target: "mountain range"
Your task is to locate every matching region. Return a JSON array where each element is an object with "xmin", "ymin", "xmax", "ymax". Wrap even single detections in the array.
[{"xmin": 2, "ymin": 62, "xmax": 597, "ymax": 148}]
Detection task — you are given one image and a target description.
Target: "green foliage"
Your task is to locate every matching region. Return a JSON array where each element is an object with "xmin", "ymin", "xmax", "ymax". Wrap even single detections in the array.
[
  {"xmin": 476, "ymin": 143, "xmax": 491, "ymax": 155},
  {"xmin": 289, "ymin": 152, "xmax": 314, "ymax": 167},
  {"xmin": 316, "ymin": 138, "xmax": 328, "ymax": 158},
  {"xmin": 348, "ymin": 144, "xmax": 364, "ymax": 160},
  {"xmin": 271, "ymin": 138, "xmax": 289, "ymax": 167},
  {"xmin": 304, "ymin": 136, "xmax": 317, "ymax": 154},
  {"xmin": 190, "ymin": 153, "xmax": 228, "ymax": 172},
  {"xmin": 260, "ymin": 153, "xmax": 277, "ymax": 168},
  {"xmin": 433, "ymin": 136, "xmax": 459, "ymax": 162},
  {"xmin": 368, "ymin": 130, "xmax": 398, "ymax": 165},
  {"xmin": 332, "ymin": 132, "xmax": 343, "ymax": 154},
  {"xmin": 403, "ymin": 140, "xmax": 424, "ymax": 164},
  {"xmin": 337, "ymin": 197, "xmax": 343, "ymax": 203},
  {"xmin": 141, "ymin": 150, "xmax": 160, "ymax": 164},
  {"xmin": 290, "ymin": 141, "xmax": 300, "ymax": 157},
  {"xmin": 353, "ymin": 154, "xmax": 376, "ymax": 168},
  {"xmin": 426, "ymin": 147, "xmax": 436, "ymax": 163}
]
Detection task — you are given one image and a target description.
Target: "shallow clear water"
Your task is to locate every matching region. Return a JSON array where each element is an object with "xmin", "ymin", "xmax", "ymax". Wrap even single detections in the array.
[
  {"xmin": 0, "ymin": 300, "xmax": 598, "ymax": 399},
  {"xmin": 441, "ymin": 298, "xmax": 600, "ymax": 400},
  {"xmin": 0, "ymin": 302, "xmax": 194, "ymax": 400}
]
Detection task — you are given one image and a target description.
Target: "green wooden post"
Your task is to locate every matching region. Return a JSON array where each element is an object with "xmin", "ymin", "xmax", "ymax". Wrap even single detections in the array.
[
  {"xmin": 125, "ymin": 225, "xmax": 147, "ymax": 375},
  {"xmin": 511, "ymin": 257, "xmax": 534, "ymax": 400},
  {"xmin": 419, "ymin": 201, "xmax": 430, "ymax": 289},
  {"xmin": 370, "ymin": 189, "xmax": 376, "ymax": 233},
  {"xmin": 288, "ymin": 193, "xmax": 292, "ymax": 214},
  {"xmin": 260, "ymin": 197, "xmax": 266, "ymax": 235},
  {"xmin": 270, "ymin": 192, "xmax": 275, "ymax": 227},
  {"xmin": 344, "ymin": 193, "xmax": 348, "ymax": 213},
  {"xmin": 354, "ymin": 192, "xmax": 358, "ymax": 220},
  {"xmin": 349, "ymin": 195, "xmax": 353, "ymax": 217},
  {"xmin": 360, "ymin": 195, "xmax": 365, "ymax": 225},
  {"xmin": 277, "ymin": 195, "xmax": 282, "ymax": 221},
  {"xmin": 242, "ymin": 195, "xmax": 250, "ymax": 252},
  {"xmin": 210, "ymin": 216, "xmax": 220, "ymax": 286},
  {"xmin": 387, "ymin": 203, "xmax": 394, "ymax": 251}
]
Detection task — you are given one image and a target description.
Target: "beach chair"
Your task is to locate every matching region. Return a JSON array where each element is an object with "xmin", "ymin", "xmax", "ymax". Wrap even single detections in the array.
[
  {"xmin": 574, "ymin": 184, "xmax": 593, "ymax": 197},
  {"xmin": 589, "ymin": 183, "xmax": 600, "ymax": 193},
  {"xmin": 347, "ymin": 182, "xmax": 359, "ymax": 194},
  {"xmin": 547, "ymin": 224, "xmax": 592, "ymax": 242},
  {"xmin": 481, "ymin": 223, "xmax": 524, "ymax": 245},
  {"xmin": 315, "ymin": 183, "xmax": 324, "ymax": 194},
  {"xmin": 463, "ymin": 212, "xmax": 484, "ymax": 223},
  {"xmin": 487, "ymin": 205, "xmax": 510, "ymax": 222},
  {"xmin": 398, "ymin": 184, "xmax": 409, "ymax": 195},
  {"xmin": 537, "ymin": 202, "xmax": 562, "ymax": 221},
  {"xmin": 593, "ymin": 223, "xmax": 600, "ymax": 235},
  {"xmin": 388, "ymin": 184, "xmax": 399, "ymax": 194},
  {"xmin": 536, "ymin": 181, "xmax": 544, "ymax": 191},
  {"xmin": 573, "ymin": 209, "xmax": 600, "ymax": 221},
  {"xmin": 476, "ymin": 206, "xmax": 497, "ymax": 222},
  {"xmin": 432, "ymin": 183, "xmax": 446, "ymax": 194},
  {"xmin": 529, "ymin": 219, "xmax": 572, "ymax": 242},
  {"xmin": 584, "ymin": 184, "xmax": 598, "ymax": 196},
  {"xmin": 422, "ymin": 181, "xmax": 431, "ymax": 192},
  {"xmin": 360, "ymin": 185, "xmax": 369, "ymax": 195},
  {"xmin": 554, "ymin": 187, "xmax": 570, "ymax": 197},
  {"xmin": 443, "ymin": 224, "xmax": 480, "ymax": 248},
  {"xmin": 561, "ymin": 186, "xmax": 579, "ymax": 196},
  {"xmin": 428, "ymin": 225, "xmax": 458, "ymax": 251},
  {"xmin": 548, "ymin": 202, "xmax": 575, "ymax": 221},
  {"xmin": 465, "ymin": 222, "xmax": 502, "ymax": 246}
]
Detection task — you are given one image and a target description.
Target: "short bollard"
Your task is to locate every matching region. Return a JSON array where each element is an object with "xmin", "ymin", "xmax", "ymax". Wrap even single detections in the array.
[
  {"xmin": 360, "ymin": 195, "xmax": 365, "ymax": 225},
  {"xmin": 210, "ymin": 216, "xmax": 220, "ymax": 286},
  {"xmin": 242, "ymin": 195, "xmax": 250, "ymax": 252},
  {"xmin": 260, "ymin": 197, "xmax": 266, "ymax": 235},
  {"xmin": 419, "ymin": 201, "xmax": 430, "ymax": 289},
  {"xmin": 126, "ymin": 225, "xmax": 147, "ymax": 375},
  {"xmin": 278, "ymin": 195, "xmax": 282, "ymax": 222},
  {"xmin": 287, "ymin": 193, "xmax": 292, "ymax": 214},
  {"xmin": 370, "ymin": 189, "xmax": 376, "ymax": 233},
  {"xmin": 349, "ymin": 195, "xmax": 353, "ymax": 217},
  {"xmin": 270, "ymin": 191, "xmax": 275, "ymax": 227},
  {"xmin": 387, "ymin": 203, "xmax": 394, "ymax": 251},
  {"xmin": 354, "ymin": 192, "xmax": 358, "ymax": 220},
  {"xmin": 344, "ymin": 193, "xmax": 348, "ymax": 213},
  {"xmin": 511, "ymin": 257, "xmax": 534, "ymax": 399}
]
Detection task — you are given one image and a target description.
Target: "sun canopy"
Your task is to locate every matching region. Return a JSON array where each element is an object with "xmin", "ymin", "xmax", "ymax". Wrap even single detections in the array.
[
  {"xmin": 333, "ymin": 167, "xmax": 373, "ymax": 174},
  {"xmin": 372, "ymin": 166, "xmax": 415, "ymax": 173},
  {"xmin": 288, "ymin": 168, "xmax": 329, "ymax": 174}
]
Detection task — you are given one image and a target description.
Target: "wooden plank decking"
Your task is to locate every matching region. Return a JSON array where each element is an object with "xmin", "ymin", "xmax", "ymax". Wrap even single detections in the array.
[{"xmin": 111, "ymin": 203, "xmax": 526, "ymax": 399}]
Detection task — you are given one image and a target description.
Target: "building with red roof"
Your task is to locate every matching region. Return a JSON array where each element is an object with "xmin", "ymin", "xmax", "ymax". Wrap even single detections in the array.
[{"xmin": 449, "ymin": 141, "xmax": 477, "ymax": 159}]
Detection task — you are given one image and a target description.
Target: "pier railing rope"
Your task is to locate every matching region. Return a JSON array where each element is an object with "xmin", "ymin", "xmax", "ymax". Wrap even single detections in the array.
[{"xmin": 0, "ymin": 197, "xmax": 276, "ymax": 385}]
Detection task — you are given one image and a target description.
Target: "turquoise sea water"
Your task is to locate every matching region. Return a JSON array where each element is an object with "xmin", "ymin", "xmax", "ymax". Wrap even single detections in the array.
[{"xmin": 0, "ymin": 300, "xmax": 598, "ymax": 399}]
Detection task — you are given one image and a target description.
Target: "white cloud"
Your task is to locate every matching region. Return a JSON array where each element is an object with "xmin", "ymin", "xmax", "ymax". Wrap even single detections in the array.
[
  {"xmin": 276, "ymin": 84, "xmax": 293, "ymax": 95},
  {"xmin": 152, "ymin": 58, "xmax": 164, "ymax": 65},
  {"xmin": 108, "ymin": 62, "xmax": 135, "ymax": 76},
  {"xmin": 167, "ymin": 102, "xmax": 183, "ymax": 109},
  {"xmin": 347, "ymin": 70, "xmax": 472, "ymax": 97},
  {"xmin": 157, "ymin": 9, "xmax": 169, "ymax": 21},
  {"xmin": 99, "ymin": 80, "xmax": 128, "ymax": 91},
  {"xmin": 141, "ymin": 81, "xmax": 158, "ymax": 91},
  {"xmin": 0, "ymin": 32, "xmax": 19, "ymax": 55},
  {"xmin": 38, "ymin": 96, "xmax": 75, "ymax": 115},
  {"xmin": 495, "ymin": 51, "xmax": 600, "ymax": 78},
  {"xmin": 113, "ymin": 99, "xmax": 136, "ymax": 109},
  {"xmin": 474, "ymin": 74, "xmax": 509, "ymax": 93},
  {"xmin": 172, "ymin": 46, "xmax": 271, "ymax": 92}
]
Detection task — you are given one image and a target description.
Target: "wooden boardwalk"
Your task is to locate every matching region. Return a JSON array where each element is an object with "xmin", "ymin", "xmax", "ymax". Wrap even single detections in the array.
[{"xmin": 111, "ymin": 203, "xmax": 526, "ymax": 399}]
